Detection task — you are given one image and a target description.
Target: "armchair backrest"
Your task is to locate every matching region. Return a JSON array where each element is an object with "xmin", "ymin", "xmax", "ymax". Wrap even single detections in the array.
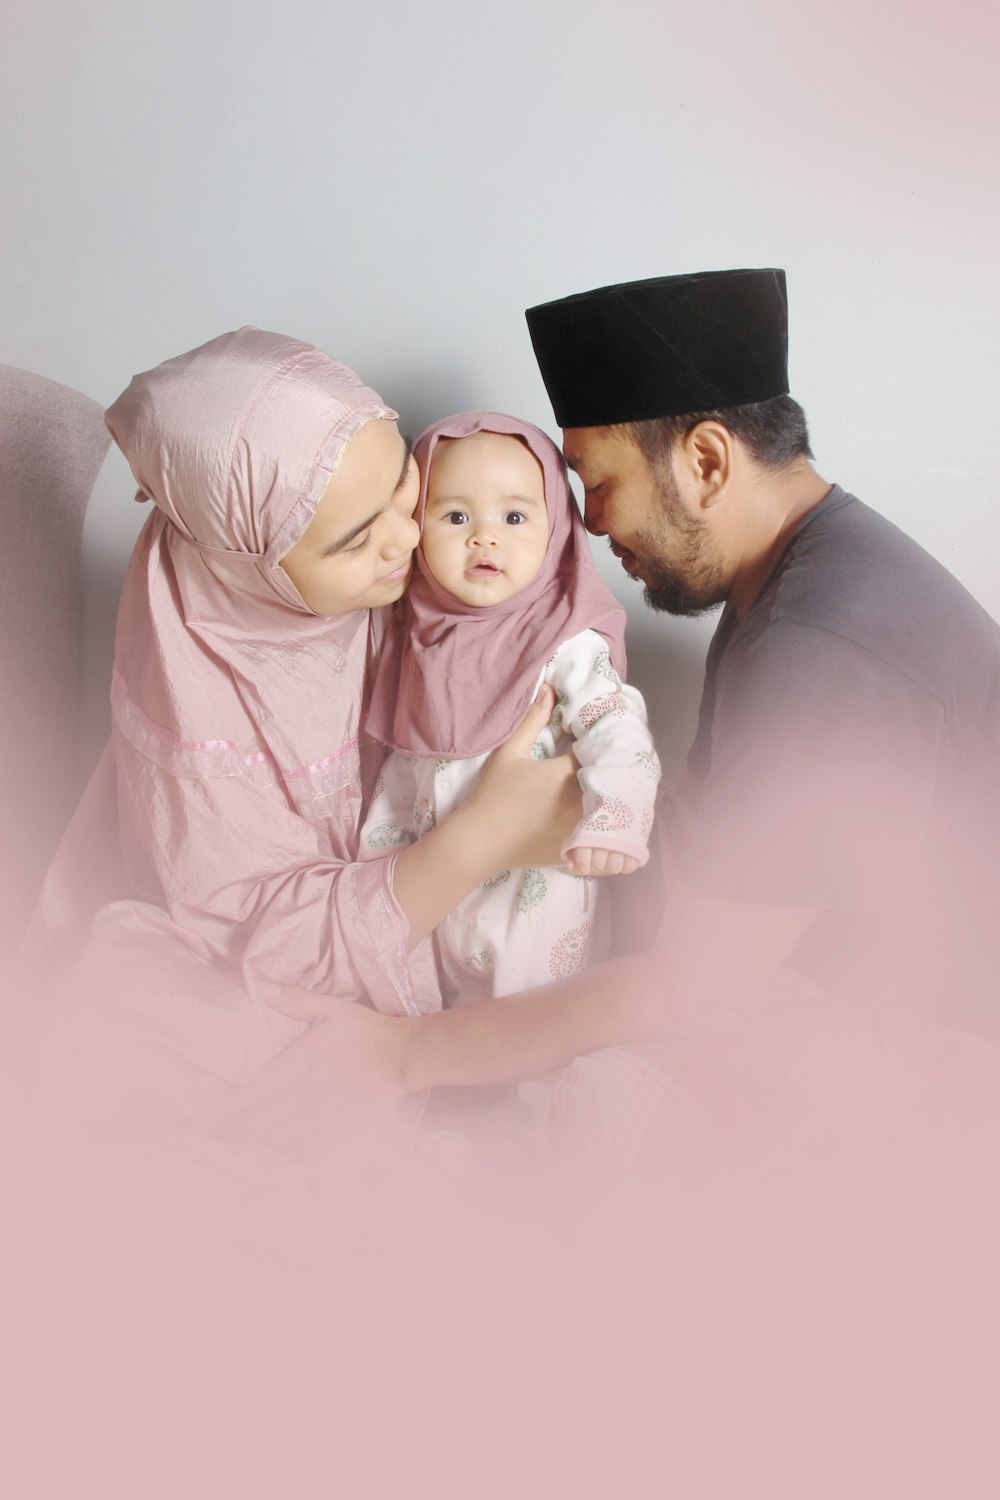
[{"xmin": 0, "ymin": 363, "xmax": 111, "ymax": 948}]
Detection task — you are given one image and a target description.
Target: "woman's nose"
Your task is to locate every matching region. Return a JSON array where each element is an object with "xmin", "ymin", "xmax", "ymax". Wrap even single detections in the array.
[{"xmin": 384, "ymin": 510, "xmax": 420, "ymax": 556}]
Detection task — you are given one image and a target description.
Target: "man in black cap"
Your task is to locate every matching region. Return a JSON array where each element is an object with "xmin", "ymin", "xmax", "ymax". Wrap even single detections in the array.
[
  {"xmin": 229, "ymin": 270, "xmax": 1000, "ymax": 1162},
  {"xmin": 524, "ymin": 267, "xmax": 998, "ymax": 1012}
]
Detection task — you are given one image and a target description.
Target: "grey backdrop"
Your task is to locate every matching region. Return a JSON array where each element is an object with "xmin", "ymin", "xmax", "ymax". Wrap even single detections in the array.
[{"xmin": 4, "ymin": 0, "xmax": 997, "ymax": 777}]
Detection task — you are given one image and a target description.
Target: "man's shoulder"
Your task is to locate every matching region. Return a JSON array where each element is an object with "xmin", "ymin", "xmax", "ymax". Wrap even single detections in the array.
[
  {"xmin": 772, "ymin": 490, "xmax": 953, "ymax": 618},
  {"xmin": 759, "ymin": 488, "xmax": 999, "ymax": 673}
]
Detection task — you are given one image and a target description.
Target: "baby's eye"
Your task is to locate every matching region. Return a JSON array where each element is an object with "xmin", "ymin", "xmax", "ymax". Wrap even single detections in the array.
[
  {"xmin": 444, "ymin": 510, "xmax": 469, "ymax": 525},
  {"xmin": 503, "ymin": 511, "xmax": 527, "ymax": 525}
]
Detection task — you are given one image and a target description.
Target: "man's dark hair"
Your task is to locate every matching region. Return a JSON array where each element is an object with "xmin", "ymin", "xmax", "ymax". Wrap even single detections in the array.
[{"xmin": 623, "ymin": 394, "xmax": 813, "ymax": 472}]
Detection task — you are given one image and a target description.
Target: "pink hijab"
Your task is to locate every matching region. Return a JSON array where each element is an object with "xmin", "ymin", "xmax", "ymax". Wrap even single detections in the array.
[
  {"xmin": 365, "ymin": 411, "xmax": 627, "ymax": 758},
  {"xmin": 107, "ymin": 327, "xmax": 395, "ymax": 845}
]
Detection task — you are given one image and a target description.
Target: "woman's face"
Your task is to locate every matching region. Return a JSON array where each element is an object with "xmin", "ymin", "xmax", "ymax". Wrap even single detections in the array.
[{"xmin": 281, "ymin": 419, "xmax": 420, "ymax": 614}]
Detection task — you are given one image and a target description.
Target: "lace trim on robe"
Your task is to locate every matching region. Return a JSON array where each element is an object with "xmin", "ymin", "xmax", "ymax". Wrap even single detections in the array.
[{"xmin": 111, "ymin": 666, "xmax": 360, "ymax": 802}]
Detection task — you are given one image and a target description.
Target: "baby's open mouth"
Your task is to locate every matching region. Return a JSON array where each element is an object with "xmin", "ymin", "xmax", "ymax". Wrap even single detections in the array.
[{"xmin": 466, "ymin": 560, "xmax": 502, "ymax": 577}]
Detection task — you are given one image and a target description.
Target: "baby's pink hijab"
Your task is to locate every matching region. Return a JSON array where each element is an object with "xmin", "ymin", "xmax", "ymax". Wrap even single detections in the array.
[
  {"xmin": 107, "ymin": 327, "xmax": 396, "ymax": 841},
  {"xmin": 365, "ymin": 411, "xmax": 627, "ymax": 758}
]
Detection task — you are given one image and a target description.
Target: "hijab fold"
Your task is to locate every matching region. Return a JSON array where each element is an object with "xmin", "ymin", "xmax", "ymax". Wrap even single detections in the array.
[{"xmin": 106, "ymin": 326, "xmax": 395, "ymax": 835}]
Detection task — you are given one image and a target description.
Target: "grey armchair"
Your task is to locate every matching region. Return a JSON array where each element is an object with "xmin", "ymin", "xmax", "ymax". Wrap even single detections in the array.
[{"xmin": 0, "ymin": 363, "xmax": 111, "ymax": 950}]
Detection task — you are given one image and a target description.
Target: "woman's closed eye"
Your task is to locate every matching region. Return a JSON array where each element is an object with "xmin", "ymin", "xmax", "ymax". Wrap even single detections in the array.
[{"xmin": 344, "ymin": 530, "xmax": 372, "ymax": 555}]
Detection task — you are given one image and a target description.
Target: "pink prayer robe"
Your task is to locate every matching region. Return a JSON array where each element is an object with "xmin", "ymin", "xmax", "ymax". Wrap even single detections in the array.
[{"xmin": 28, "ymin": 328, "xmax": 439, "ymax": 1125}]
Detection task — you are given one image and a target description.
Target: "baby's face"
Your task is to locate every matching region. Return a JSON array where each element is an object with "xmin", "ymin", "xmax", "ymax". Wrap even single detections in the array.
[{"xmin": 421, "ymin": 432, "xmax": 549, "ymax": 606}]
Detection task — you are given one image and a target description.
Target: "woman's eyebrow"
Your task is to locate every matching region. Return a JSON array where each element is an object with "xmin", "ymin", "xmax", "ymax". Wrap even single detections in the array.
[
  {"xmin": 392, "ymin": 436, "xmax": 414, "ymax": 493},
  {"xmin": 322, "ymin": 515, "xmax": 378, "ymax": 555},
  {"xmin": 322, "ymin": 438, "xmax": 413, "ymax": 555}
]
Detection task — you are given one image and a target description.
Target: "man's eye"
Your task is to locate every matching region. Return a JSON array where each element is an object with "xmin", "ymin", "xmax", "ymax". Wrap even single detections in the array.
[
  {"xmin": 444, "ymin": 511, "xmax": 469, "ymax": 525},
  {"xmin": 503, "ymin": 511, "xmax": 527, "ymax": 525}
]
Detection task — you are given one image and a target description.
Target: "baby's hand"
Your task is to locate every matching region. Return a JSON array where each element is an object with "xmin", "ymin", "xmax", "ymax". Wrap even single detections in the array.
[{"xmin": 564, "ymin": 846, "xmax": 640, "ymax": 878}]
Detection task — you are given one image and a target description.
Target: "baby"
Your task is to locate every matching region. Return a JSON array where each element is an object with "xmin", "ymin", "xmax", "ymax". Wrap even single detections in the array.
[{"xmin": 363, "ymin": 412, "xmax": 660, "ymax": 1005}]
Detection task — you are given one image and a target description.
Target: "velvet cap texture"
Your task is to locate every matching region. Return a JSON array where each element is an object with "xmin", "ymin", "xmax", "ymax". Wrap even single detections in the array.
[{"xmin": 525, "ymin": 268, "xmax": 789, "ymax": 427}]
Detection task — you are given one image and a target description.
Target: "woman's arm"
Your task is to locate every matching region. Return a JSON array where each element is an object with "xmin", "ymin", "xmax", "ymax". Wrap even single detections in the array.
[
  {"xmin": 112, "ymin": 686, "xmax": 579, "ymax": 1019},
  {"xmin": 391, "ymin": 687, "xmax": 582, "ymax": 947}
]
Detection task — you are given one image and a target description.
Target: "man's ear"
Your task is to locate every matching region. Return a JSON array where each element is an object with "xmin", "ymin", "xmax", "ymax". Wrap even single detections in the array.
[{"xmin": 677, "ymin": 421, "xmax": 734, "ymax": 511}]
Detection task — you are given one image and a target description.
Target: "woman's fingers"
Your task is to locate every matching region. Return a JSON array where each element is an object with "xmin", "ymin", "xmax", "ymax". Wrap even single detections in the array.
[
  {"xmin": 463, "ymin": 687, "xmax": 582, "ymax": 871},
  {"xmin": 209, "ymin": 1002, "xmax": 408, "ymax": 1152},
  {"xmin": 265, "ymin": 984, "xmax": 343, "ymax": 1023},
  {"xmin": 491, "ymin": 684, "xmax": 556, "ymax": 763},
  {"xmin": 210, "ymin": 1040, "xmax": 308, "ymax": 1125}
]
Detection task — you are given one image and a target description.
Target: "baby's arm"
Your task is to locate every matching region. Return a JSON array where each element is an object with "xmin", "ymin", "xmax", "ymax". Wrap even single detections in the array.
[{"xmin": 544, "ymin": 631, "xmax": 661, "ymax": 877}]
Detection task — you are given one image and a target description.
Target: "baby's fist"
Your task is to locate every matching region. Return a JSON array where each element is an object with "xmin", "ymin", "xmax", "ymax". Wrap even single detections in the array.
[{"xmin": 565, "ymin": 846, "xmax": 639, "ymax": 878}]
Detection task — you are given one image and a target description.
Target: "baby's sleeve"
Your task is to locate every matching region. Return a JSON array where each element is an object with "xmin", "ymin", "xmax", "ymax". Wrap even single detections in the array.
[
  {"xmin": 358, "ymin": 750, "xmax": 422, "ymax": 860},
  {"xmin": 545, "ymin": 631, "xmax": 662, "ymax": 866}
]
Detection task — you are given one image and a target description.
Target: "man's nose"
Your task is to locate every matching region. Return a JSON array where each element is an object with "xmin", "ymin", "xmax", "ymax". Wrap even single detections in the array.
[{"xmin": 583, "ymin": 495, "xmax": 605, "ymax": 536}]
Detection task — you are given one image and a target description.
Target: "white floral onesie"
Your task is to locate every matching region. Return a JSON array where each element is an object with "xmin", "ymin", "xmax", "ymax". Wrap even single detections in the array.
[{"xmin": 360, "ymin": 629, "xmax": 661, "ymax": 1004}]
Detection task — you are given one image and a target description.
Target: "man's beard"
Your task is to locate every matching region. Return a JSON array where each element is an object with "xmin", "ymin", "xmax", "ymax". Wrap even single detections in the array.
[
  {"xmin": 635, "ymin": 469, "xmax": 727, "ymax": 619},
  {"xmin": 642, "ymin": 561, "xmax": 726, "ymax": 619}
]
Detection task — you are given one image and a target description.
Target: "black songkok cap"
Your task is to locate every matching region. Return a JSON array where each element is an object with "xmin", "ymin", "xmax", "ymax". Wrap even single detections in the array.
[{"xmin": 525, "ymin": 268, "xmax": 789, "ymax": 428}]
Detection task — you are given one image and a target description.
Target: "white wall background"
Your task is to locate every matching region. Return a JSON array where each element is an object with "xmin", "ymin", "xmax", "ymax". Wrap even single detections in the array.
[{"xmin": 3, "ymin": 0, "xmax": 997, "ymax": 776}]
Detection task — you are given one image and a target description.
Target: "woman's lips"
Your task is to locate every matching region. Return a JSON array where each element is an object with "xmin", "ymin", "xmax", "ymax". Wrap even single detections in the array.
[{"xmin": 380, "ymin": 558, "xmax": 412, "ymax": 583}]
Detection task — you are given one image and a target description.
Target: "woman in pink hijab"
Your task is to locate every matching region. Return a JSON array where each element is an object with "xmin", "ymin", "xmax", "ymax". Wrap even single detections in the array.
[{"xmin": 34, "ymin": 328, "xmax": 574, "ymax": 1124}]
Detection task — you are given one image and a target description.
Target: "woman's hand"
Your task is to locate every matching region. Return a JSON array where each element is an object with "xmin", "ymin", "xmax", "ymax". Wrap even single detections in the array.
[
  {"xmin": 210, "ymin": 990, "xmax": 412, "ymax": 1160},
  {"xmin": 459, "ymin": 685, "xmax": 583, "ymax": 874},
  {"xmin": 391, "ymin": 686, "xmax": 585, "ymax": 947}
]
